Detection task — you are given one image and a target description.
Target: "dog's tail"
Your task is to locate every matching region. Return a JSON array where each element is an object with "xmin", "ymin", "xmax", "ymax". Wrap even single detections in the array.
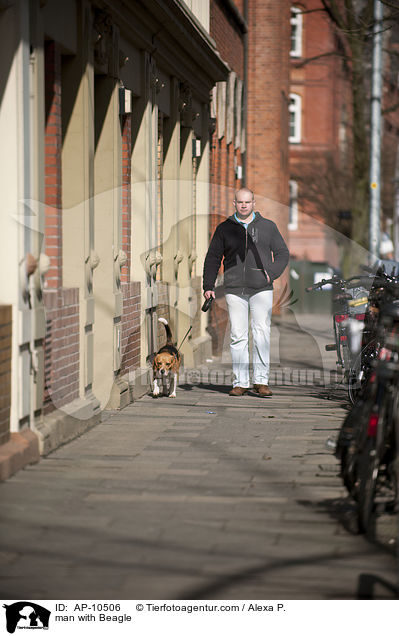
[{"xmin": 158, "ymin": 317, "xmax": 173, "ymax": 344}]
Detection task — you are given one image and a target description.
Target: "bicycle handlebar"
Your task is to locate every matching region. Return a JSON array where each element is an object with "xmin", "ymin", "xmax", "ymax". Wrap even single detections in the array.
[
  {"xmin": 305, "ymin": 274, "xmax": 373, "ymax": 293},
  {"xmin": 305, "ymin": 277, "xmax": 336, "ymax": 292},
  {"xmin": 305, "ymin": 269, "xmax": 399, "ymax": 295}
]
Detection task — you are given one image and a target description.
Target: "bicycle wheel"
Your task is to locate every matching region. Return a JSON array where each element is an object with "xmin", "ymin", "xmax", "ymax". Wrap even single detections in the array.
[
  {"xmin": 356, "ymin": 389, "xmax": 388, "ymax": 534},
  {"xmin": 347, "ymin": 340, "xmax": 378, "ymax": 404},
  {"xmin": 337, "ymin": 398, "xmax": 366, "ymax": 496},
  {"xmin": 389, "ymin": 389, "xmax": 399, "ymax": 514},
  {"xmin": 357, "ymin": 436, "xmax": 379, "ymax": 534}
]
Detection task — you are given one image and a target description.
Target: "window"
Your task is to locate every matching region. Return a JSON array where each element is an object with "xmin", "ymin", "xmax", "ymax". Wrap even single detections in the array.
[
  {"xmin": 290, "ymin": 7, "xmax": 303, "ymax": 58},
  {"xmin": 288, "ymin": 180, "xmax": 298, "ymax": 231},
  {"xmin": 289, "ymin": 94, "xmax": 302, "ymax": 143}
]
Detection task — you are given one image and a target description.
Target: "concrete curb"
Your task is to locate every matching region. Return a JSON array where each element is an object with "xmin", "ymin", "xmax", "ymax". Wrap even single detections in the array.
[{"xmin": 0, "ymin": 430, "xmax": 40, "ymax": 481}]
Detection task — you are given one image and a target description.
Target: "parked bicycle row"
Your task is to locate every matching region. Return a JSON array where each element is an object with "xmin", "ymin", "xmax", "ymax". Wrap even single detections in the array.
[{"xmin": 307, "ymin": 265, "xmax": 399, "ymax": 536}]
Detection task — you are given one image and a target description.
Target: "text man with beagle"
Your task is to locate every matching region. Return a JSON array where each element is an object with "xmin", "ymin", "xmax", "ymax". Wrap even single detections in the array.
[{"xmin": 203, "ymin": 188, "xmax": 289, "ymax": 397}]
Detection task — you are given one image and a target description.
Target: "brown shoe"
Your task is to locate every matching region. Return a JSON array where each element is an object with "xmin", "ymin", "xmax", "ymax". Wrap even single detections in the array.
[
  {"xmin": 229, "ymin": 386, "xmax": 248, "ymax": 396},
  {"xmin": 253, "ymin": 384, "xmax": 273, "ymax": 397}
]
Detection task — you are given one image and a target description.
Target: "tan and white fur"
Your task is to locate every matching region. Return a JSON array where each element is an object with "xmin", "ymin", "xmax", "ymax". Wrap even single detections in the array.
[{"xmin": 152, "ymin": 318, "xmax": 181, "ymax": 398}]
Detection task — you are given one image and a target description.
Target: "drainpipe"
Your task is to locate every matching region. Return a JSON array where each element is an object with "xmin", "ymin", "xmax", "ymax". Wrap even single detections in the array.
[
  {"xmin": 394, "ymin": 145, "xmax": 399, "ymax": 261},
  {"xmin": 243, "ymin": 0, "xmax": 248, "ymax": 187},
  {"xmin": 368, "ymin": 0, "xmax": 383, "ymax": 261}
]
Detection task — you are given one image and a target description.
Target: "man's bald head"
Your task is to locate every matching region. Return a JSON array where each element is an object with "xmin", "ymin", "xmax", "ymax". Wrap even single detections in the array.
[
  {"xmin": 233, "ymin": 188, "xmax": 255, "ymax": 219},
  {"xmin": 234, "ymin": 187, "xmax": 254, "ymax": 202}
]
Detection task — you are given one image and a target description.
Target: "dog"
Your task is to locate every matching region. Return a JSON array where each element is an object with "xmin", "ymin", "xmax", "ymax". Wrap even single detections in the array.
[{"xmin": 152, "ymin": 318, "xmax": 181, "ymax": 398}]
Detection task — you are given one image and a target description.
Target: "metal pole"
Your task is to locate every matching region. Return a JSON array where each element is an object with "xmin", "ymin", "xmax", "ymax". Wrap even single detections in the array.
[
  {"xmin": 394, "ymin": 146, "xmax": 399, "ymax": 261},
  {"xmin": 369, "ymin": 0, "xmax": 383, "ymax": 261}
]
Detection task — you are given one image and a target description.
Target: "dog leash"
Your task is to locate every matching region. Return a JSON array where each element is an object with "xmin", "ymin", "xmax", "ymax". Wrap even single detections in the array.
[
  {"xmin": 177, "ymin": 325, "xmax": 193, "ymax": 352},
  {"xmin": 177, "ymin": 296, "xmax": 213, "ymax": 352}
]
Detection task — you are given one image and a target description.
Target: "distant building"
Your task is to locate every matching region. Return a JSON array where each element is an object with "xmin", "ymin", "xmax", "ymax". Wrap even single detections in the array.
[
  {"xmin": 287, "ymin": 1, "xmax": 399, "ymax": 267},
  {"xmin": 288, "ymin": 1, "xmax": 348, "ymax": 267}
]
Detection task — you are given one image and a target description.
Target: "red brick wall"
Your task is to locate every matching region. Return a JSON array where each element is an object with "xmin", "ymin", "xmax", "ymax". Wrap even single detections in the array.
[
  {"xmin": 121, "ymin": 282, "xmax": 141, "ymax": 373},
  {"xmin": 210, "ymin": 141, "xmax": 244, "ymax": 232},
  {"xmin": 43, "ymin": 42, "xmax": 80, "ymax": 413},
  {"xmin": 244, "ymin": 0, "xmax": 291, "ymax": 310},
  {"xmin": 246, "ymin": 0, "xmax": 290, "ymax": 209},
  {"xmin": 191, "ymin": 276, "xmax": 202, "ymax": 341},
  {"xmin": 288, "ymin": 1, "xmax": 352, "ymax": 264},
  {"xmin": 121, "ymin": 113, "xmax": 131, "ymax": 284},
  {"xmin": 208, "ymin": 0, "xmax": 244, "ymax": 355},
  {"xmin": 290, "ymin": 2, "xmax": 341, "ymax": 153},
  {"xmin": 210, "ymin": 0, "xmax": 245, "ymax": 78},
  {"xmin": 43, "ymin": 289, "xmax": 80, "ymax": 414},
  {"xmin": 0, "ymin": 306, "xmax": 12, "ymax": 446},
  {"xmin": 209, "ymin": 0, "xmax": 246, "ymax": 353},
  {"xmin": 210, "ymin": 0, "xmax": 245, "ymax": 223},
  {"xmin": 44, "ymin": 40, "xmax": 63, "ymax": 289},
  {"xmin": 232, "ymin": 0, "xmax": 245, "ymax": 15},
  {"xmin": 381, "ymin": 43, "xmax": 399, "ymax": 223},
  {"xmin": 120, "ymin": 111, "xmax": 142, "ymax": 375}
]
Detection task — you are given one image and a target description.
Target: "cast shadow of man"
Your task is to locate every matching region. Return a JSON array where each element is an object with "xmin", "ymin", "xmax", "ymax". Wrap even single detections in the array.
[
  {"xmin": 276, "ymin": 302, "xmax": 325, "ymax": 369},
  {"xmin": 272, "ymin": 286, "xmax": 327, "ymax": 387}
]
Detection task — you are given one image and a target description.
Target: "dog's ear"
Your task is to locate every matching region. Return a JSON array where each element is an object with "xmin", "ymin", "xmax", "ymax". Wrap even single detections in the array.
[{"xmin": 171, "ymin": 353, "xmax": 180, "ymax": 372}]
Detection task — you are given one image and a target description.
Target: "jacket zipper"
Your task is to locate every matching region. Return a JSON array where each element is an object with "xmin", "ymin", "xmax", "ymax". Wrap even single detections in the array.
[{"xmin": 243, "ymin": 226, "xmax": 248, "ymax": 295}]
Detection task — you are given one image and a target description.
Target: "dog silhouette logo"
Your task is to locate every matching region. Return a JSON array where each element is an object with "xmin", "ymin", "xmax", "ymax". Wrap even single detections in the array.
[{"xmin": 2, "ymin": 602, "xmax": 51, "ymax": 633}]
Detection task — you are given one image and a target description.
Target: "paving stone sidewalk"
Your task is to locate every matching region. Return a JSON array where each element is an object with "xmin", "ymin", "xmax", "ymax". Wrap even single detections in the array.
[{"xmin": 0, "ymin": 314, "xmax": 397, "ymax": 600}]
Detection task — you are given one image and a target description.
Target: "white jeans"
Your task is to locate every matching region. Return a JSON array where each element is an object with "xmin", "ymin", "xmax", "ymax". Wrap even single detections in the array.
[{"xmin": 225, "ymin": 290, "xmax": 273, "ymax": 388}]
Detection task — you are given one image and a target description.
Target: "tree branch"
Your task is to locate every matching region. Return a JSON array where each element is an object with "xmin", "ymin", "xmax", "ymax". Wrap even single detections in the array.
[
  {"xmin": 292, "ymin": 50, "xmax": 344, "ymax": 68},
  {"xmin": 382, "ymin": 101, "xmax": 399, "ymax": 115},
  {"xmin": 380, "ymin": 0, "xmax": 399, "ymax": 12},
  {"xmin": 321, "ymin": 0, "xmax": 347, "ymax": 31},
  {"xmin": 344, "ymin": 0, "xmax": 356, "ymax": 34},
  {"xmin": 292, "ymin": 7, "xmax": 326, "ymax": 15}
]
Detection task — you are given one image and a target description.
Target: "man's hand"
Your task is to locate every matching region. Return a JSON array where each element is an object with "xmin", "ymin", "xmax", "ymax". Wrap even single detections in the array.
[{"xmin": 202, "ymin": 290, "xmax": 215, "ymax": 312}]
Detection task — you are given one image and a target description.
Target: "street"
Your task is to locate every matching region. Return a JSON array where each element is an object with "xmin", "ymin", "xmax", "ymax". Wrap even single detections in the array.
[{"xmin": 0, "ymin": 314, "xmax": 397, "ymax": 600}]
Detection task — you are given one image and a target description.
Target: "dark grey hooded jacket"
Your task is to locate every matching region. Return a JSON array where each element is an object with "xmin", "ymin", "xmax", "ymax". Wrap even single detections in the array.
[{"xmin": 203, "ymin": 212, "xmax": 289, "ymax": 295}]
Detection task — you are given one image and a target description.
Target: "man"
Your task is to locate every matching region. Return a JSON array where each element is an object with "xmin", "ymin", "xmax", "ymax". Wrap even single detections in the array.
[{"xmin": 203, "ymin": 188, "xmax": 289, "ymax": 397}]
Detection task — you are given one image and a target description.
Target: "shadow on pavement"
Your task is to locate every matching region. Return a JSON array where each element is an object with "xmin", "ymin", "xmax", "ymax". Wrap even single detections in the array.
[{"xmin": 180, "ymin": 548, "xmax": 398, "ymax": 600}]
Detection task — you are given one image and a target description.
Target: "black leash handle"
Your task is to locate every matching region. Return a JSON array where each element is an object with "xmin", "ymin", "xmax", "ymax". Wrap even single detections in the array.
[{"xmin": 201, "ymin": 297, "xmax": 213, "ymax": 312}]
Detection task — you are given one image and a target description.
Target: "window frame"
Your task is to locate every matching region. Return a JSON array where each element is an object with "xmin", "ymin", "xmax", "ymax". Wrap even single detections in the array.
[
  {"xmin": 288, "ymin": 180, "xmax": 299, "ymax": 231},
  {"xmin": 289, "ymin": 93, "xmax": 302, "ymax": 144},
  {"xmin": 290, "ymin": 6, "xmax": 303, "ymax": 58}
]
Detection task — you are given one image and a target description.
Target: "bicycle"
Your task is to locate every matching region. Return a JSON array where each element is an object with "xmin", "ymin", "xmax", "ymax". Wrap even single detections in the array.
[
  {"xmin": 346, "ymin": 267, "xmax": 399, "ymax": 403},
  {"xmin": 335, "ymin": 271, "xmax": 399, "ymax": 534},
  {"xmin": 306, "ymin": 274, "xmax": 370, "ymax": 399}
]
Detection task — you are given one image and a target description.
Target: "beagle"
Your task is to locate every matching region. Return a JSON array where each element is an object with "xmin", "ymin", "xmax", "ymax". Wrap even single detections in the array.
[{"xmin": 152, "ymin": 318, "xmax": 181, "ymax": 398}]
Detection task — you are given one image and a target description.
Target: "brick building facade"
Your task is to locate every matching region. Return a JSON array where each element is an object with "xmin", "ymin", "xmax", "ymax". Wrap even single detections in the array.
[
  {"xmin": 287, "ymin": 1, "xmax": 399, "ymax": 269},
  {"xmin": 0, "ymin": 0, "xmax": 295, "ymax": 478},
  {"xmin": 246, "ymin": 0, "xmax": 291, "ymax": 308},
  {"xmin": 0, "ymin": 0, "xmax": 228, "ymax": 478},
  {"xmin": 288, "ymin": 1, "xmax": 347, "ymax": 268},
  {"xmin": 43, "ymin": 40, "xmax": 81, "ymax": 415}
]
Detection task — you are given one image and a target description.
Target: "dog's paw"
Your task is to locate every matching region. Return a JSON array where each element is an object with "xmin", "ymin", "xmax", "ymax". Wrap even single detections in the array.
[
  {"xmin": 152, "ymin": 387, "xmax": 160, "ymax": 397},
  {"xmin": 168, "ymin": 393, "xmax": 176, "ymax": 398}
]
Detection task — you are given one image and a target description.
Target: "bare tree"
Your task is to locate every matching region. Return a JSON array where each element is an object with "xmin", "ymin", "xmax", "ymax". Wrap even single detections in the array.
[{"xmin": 296, "ymin": 0, "xmax": 399, "ymax": 248}]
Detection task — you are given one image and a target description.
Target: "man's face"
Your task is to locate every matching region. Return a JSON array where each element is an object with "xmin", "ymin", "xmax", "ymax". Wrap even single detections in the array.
[{"xmin": 233, "ymin": 191, "xmax": 255, "ymax": 219}]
